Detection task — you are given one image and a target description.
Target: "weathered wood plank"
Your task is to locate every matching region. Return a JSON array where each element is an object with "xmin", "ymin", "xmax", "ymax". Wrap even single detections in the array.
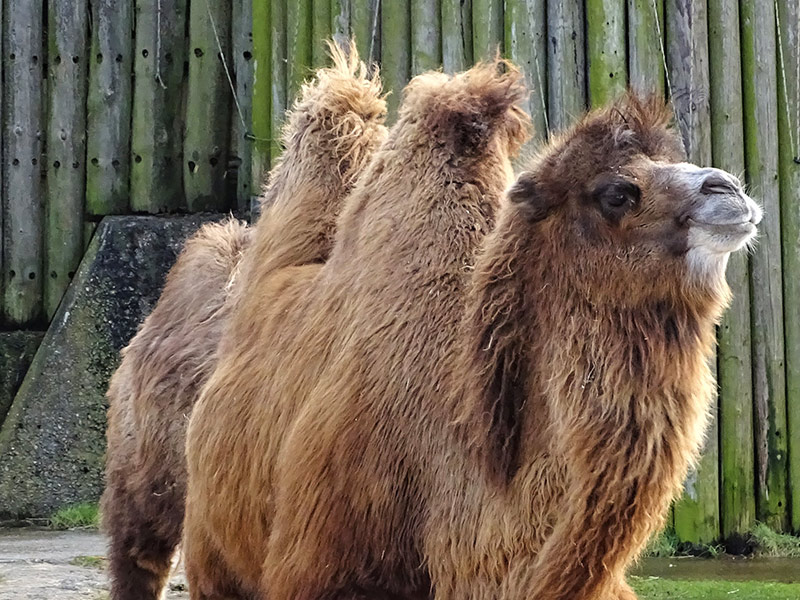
[
  {"xmin": 708, "ymin": 0, "xmax": 755, "ymax": 542},
  {"xmin": 2, "ymin": 0, "xmax": 45, "ymax": 325},
  {"xmin": 442, "ymin": 0, "xmax": 472, "ymax": 74},
  {"xmin": 547, "ymin": 0, "xmax": 586, "ymax": 131},
  {"xmin": 312, "ymin": 0, "xmax": 332, "ymax": 66},
  {"xmin": 775, "ymin": 0, "xmax": 800, "ymax": 534},
  {"xmin": 251, "ymin": 0, "xmax": 271, "ymax": 211},
  {"xmin": 270, "ymin": 0, "xmax": 287, "ymax": 161},
  {"xmin": 351, "ymin": 0, "xmax": 378, "ymax": 65},
  {"xmin": 287, "ymin": 0, "xmax": 312, "ymax": 103},
  {"xmin": 231, "ymin": 0, "xmax": 253, "ymax": 211},
  {"xmin": 184, "ymin": 0, "xmax": 232, "ymax": 211},
  {"xmin": 1, "ymin": 0, "xmax": 4, "ymax": 320},
  {"xmin": 504, "ymin": 0, "xmax": 547, "ymax": 144},
  {"xmin": 628, "ymin": 0, "xmax": 666, "ymax": 96},
  {"xmin": 472, "ymin": 0, "xmax": 502, "ymax": 60},
  {"xmin": 130, "ymin": 0, "xmax": 188, "ymax": 213},
  {"xmin": 85, "ymin": 1, "xmax": 133, "ymax": 216},
  {"xmin": 586, "ymin": 0, "xmax": 626, "ymax": 107},
  {"xmin": 45, "ymin": 0, "xmax": 90, "ymax": 319},
  {"xmin": 411, "ymin": 0, "xmax": 440, "ymax": 75},
  {"xmin": 381, "ymin": 0, "xmax": 410, "ymax": 120},
  {"xmin": 331, "ymin": 0, "xmax": 349, "ymax": 49},
  {"xmin": 741, "ymin": 0, "xmax": 789, "ymax": 532},
  {"xmin": 666, "ymin": 0, "xmax": 719, "ymax": 545}
]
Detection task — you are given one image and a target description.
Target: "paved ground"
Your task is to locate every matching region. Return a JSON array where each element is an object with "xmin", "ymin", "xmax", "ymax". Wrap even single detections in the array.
[{"xmin": 0, "ymin": 529, "xmax": 188, "ymax": 600}]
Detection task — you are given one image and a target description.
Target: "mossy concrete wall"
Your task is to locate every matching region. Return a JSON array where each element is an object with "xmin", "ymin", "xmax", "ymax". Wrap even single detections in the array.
[{"xmin": 0, "ymin": 214, "xmax": 220, "ymax": 519}]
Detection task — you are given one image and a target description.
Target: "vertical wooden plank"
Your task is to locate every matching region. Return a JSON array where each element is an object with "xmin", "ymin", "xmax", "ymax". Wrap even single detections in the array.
[
  {"xmin": 505, "ymin": 0, "xmax": 547, "ymax": 144},
  {"xmin": 667, "ymin": 0, "xmax": 719, "ymax": 545},
  {"xmin": 472, "ymin": 0, "xmax": 502, "ymax": 60},
  {"xmin": 741, "ymin": 0, "xmax": 789, "ymax": 532},
  {"xmin": 287, "ymin": 0, "xmax": 312, "ymax": 103},
  {"xmin": 411, "ymin": 0, "xmax": 440, "ymax": 75},
  {"xmin": 442, "ymin": 0, "xmax": 472, "ymax": 74},
  {"xmin": 2, "ymin": 0, "xmax": 45, "ymax": 325},
  {"xmin": 547, "ymin": 0, "xmax": 586, "ymax": 130},
  {"xmin": 1, "ymin": 0, "xmax": 4, "ymax": 322},
  {"xmin": 313, "ymin": 0, "xmax": 332, "ymax": 67},
  {"xmin": 251, "ymin": 0, "xmax": 271, "ymax": 212},
  {"xmin": 130, "ymin": 0, "xmax": 188, "ymax": 213},
  {"xmin": 270, "ymin": 0, "xmax": 286, "ymax": 161},
  {"xmin": 332, "ymin": 0, "xmax": 350, "ymax": 49},
  {"xmin": 351, "ymin": 0, "xmax": 378, "ymax": 65},
  {"xmin": 231, "ymin": 0, "xmax": 253, "ymax": 212},
  {"xmin": 586, "ymin": 0, "xmax": 627, "ymax": 107},
  {"xmin": 628, "ymin": 0, "xmax": 666, "ymax": 96},
  {"xmin": 709, "ymin": 0, "xmax": 755, "ymax": 542},
  {"xmin": 45, "ymin": 0, "xmax": 89, "ymax": 319},
  {"xmin": 184, "ymin": 0, "xmax": 232, "ymax": 212},
  {"xmin": 381, "ymin": 0, "xmax": 410, "ymax": 121},
  {"xmin": 86, "ymin": 1, "xmax": 133, "ymax": 216},
  {"xmin": 776, "ymin": 0, "xmax": 800, "ymax": 534}
]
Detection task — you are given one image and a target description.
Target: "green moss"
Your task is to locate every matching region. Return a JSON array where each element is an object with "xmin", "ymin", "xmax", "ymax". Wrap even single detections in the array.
[
  {"xmin": 630, "ymin": 576, "xmax": 800, "ymax": 599},
  {"xmin": 751, "ymin": 523, "xmax": 800, "ymax": 558},
  {"xmin": 70, "ymin": 555, "xmax": 107, "ymax": 569},
  {"xmin": 644, "ymin": 529, "xmax": 680, "ymax": 557},
  {"xmin": 49, "ymin": 502, "xmax": 99, "ymax": 530}
]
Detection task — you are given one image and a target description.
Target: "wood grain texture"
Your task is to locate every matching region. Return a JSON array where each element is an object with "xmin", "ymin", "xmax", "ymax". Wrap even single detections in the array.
[
  {"xmin": 350, "ymin": 0, "xmax": 378, "ymax": 66},
  {"xmin": 628, "ymin": 0, "xmax": 666, "ymax": 96},
  {"xmin": 708, "ymin": 0, "xmax": 755, "ymax": 540},
  {"xmin": 442, "ymin": 0, "xmax": 472, "ymax": 74},
  {"xmin": 270, "ymin": 0, "xmax": 287, "ymax": 161},
  {"xmin": 472, "ymin": 0, "xmax": 502, "ymax": 60},
  {"xmin": 85, "ymin": 0, "xmax": 133, "ymax": 216},
  {"xmin": 231, "ymin": 0, "xmax": 254, "ymax": 211},
  {"xmin": 586, "ymin": 0, "xmax": 627, "ymax": 107},
  {"xmin": 775, "ymin": 0, "xmax": 800, "ymax": 533},
  {"xmin": 287, "ymin": 0, "xmax": 312, "ymax": 103},
  {"xmin": 741, "ymin": 0, "xmax": 789, "ymax": 532},
  {"xmin": 2, "ymin": 0, "xmax": 45, "ymax": 325},
  {"xmin": 252, "ymin": 0, "xmax": 271, "ymax": 213},
  {"xmin": 130, "ymin": 0, "xmax": 188, "ymax": 213},
  {"xmin": 381, "ymin": 0, "xmax": 410, "ymax": 120},
  {"xmin": 45, "ymin": 0, "xmax": 90, "ymax": 319},
  {"xmin": 546, "ymin": 0, "xmax": 586, "ymax": 131},
  {"xmin": 411, "ymin": 0, "xmax": 440, "ymax": 75}
]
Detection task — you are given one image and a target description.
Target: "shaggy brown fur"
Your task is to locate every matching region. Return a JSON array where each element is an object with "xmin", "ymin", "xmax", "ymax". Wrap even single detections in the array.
[
  {"xmin": 183, "ymin": 60, "xmax": 529, "ymax": 599},
  {"xmin": 101, "ymin": 42, "xmax": 386, "ymax": 600},
  {"xmin": 184, "ymin": 82, "xmax": 756, "ymax": 598}
]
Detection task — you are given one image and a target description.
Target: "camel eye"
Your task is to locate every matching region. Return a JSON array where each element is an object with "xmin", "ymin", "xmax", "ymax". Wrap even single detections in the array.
[{"xmin": 592, "ymin": 179, "xmax": 641, "ymax": 222}]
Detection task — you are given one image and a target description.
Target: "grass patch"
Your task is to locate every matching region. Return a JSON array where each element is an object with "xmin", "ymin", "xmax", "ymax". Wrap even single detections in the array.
[
  {"xmin": 644, "ymin": 529, "xmax": 680, "ymax": 557},
  {"xmin": 69, "ymin": 555, "xmax": 107, "ymax": 569},
  {"xmin": 751, "ymin": 523, "xmax": 800, "ymax": 558},
  {"xmin": 631, "ymin": 576, "xmax": 800, "ymax": 599},
  {"xmin": 48, "ymin": 502, "xmax": 99, "ymax": 530}
]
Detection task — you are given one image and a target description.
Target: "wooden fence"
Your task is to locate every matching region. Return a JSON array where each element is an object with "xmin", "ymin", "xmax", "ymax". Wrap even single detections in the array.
[{"xmin": 0, "ymin": 0, "xmax": 798, "ymax": 543}]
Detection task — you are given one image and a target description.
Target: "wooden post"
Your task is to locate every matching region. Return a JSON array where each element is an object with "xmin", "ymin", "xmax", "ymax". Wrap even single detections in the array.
[
  {"xmin": 775, "ymin": 0, "xmax": 800, "ymax": 534},
  {"xmin": 442, "ymin": 0, "xmax": 472, "ymax": 74},
  {"xmin": 628, "ymin": 0, "xmax": 666, "ymax": 96},
  {"xmin": 2, "ymin": 0, "xmax": 45, "ymax": 325},
  {"xmin": 231, "ymin": 0, "xmax": 254, "ymax": 212},
  {"xmin": 130, "ymin": 0, "xmax": 188, "ymax": 213},
  {"xmin": 666, "ymin": 0, "xmax": 719, "ymax": 544},
  {"xmin": 708, "ymin": 0, "xmax": 755, "ymax": 542},
  {"xmin": 1, "ymin": 0, "xmax": 5, "ymax": 322},
  {"xmin": 312, "ymin": 0, "xmax": 332, "ymax": 67},
  {"xmin": 411, "ymin": 0, "xmax": 440, "ymax": 75},
  {"xmin": 741, "ymin": 0, "xmax": 789, "ymax": 532},
  {"xmin": 184, "ymin": 0, "xmax": 232, "ymax": 212},
  {"xmin": 45, "ymin": 0, "xmax": 89, "ymax": 319},
  {"xmin": 270, "ymin": 0, "xmax": 287, "ymax": 161},
  {"xmin": 504, "ymin": 0, "xmax": 547, "ymax": 145},
  {"xmin": 287, "ymin": 0, "xmax": 312, "ymax": 103},
  {"xmin": 251, "ymin": 0, "xmax": 271, "ymax": 213},
  {"xmin": 547, "ymin": 0, "xmax": 586, "ymax": 131},
  {"xmin": 351, "ymin": 0, "xmax": 378, "ymax": 65},
  {"xmin": 86, "ymin": 1, "xmax": 133, "ymax": 216},
  {"xmin": 332, "ymin": 0, "xmax": 350, "ymax": 48},
  {"xmin": 472, "ymin": 0, "xmax": 502, "ymax": 60},
  {"xmin": 381, "ymin": 0, "xmax": 410, "ymax": 121},
  {"xmin": 586, "ymin": 0, "xmax": 626, "ymax": 107}
]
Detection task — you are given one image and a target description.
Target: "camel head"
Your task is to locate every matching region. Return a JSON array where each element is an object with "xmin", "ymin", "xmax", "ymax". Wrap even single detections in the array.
[{"xmin": 507, "ymin": 93, "xmax": 761, "ymax": 305}]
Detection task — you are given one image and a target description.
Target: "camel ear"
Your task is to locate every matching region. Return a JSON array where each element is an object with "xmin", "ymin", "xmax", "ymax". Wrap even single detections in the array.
[
  {"xmin": 463, "ymin": 230, "xmax": 529, "ymax": 483},
  {"xmin": 507, "ymin": 171, "xmax": 557, "ymax": 221}
]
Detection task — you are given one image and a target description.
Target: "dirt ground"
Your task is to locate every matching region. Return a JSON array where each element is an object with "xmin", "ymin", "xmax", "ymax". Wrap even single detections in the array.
[{"xmin": 0, "ymin": 528, "xmax": 188, "ymax": 600}]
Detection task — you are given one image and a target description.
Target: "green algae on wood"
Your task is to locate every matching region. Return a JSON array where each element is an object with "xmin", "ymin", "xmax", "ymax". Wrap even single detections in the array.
[
  {"xmin": 442, "ymin": 0, "xmax": 472, "ymax": 74},
  {"xmin": 708, "ymin": 0, "xmax": 756, "ymax": 540},
  {"xmin": 586, "ymin": 0, "xmax": 626, "ymax": 107},
  {"xmin": 85, "ymin": 0, "xmax": 133, "ymax": 216},
  {"xmin": 287, "ymin": 0, "xmax": 312, "ymax": 104},
  {"xmin": 546, "ymin": 0, "xmax": 586, "ymax": 131},
  {"xmin": 351, "ymin": 0, "xmax": 378, "ymax": 65},
  {"xmin": 130, "ymin": 0, "xmax": 188, "ymax": 213},
  {"xmin": 628, "ymin": 0, "xmax": 666, "ymax": 96},
  {"xmin": 270, "ymin": 0, "xmax": 287, "ymax": 161},
  {"xmin": 312, "ymin": 0, "xmax": 332, "ymax": 67},
  {"xmin": 411, "ymin": 0, "xmax": 441, "ymax": 76},
  {"xmin": 381, "ymin": 0, "xmax": 411, "ymax": 120},
  {"xmin": 252, "ymin": 0, "xmax": 271, "ymax": 210},
  {"xmin": 231, "ymin": 0, "xmax": 254, "ymax": 211},
  {"xmin": 45, "ymin": 0, "xmax": 90, "ymax": 319},
  {"xmin": 472, "ymin": 0, "xmax": 502, "ymax": 60},
  {"xmin": 741, "ymin": 0, "xmax": 789, "ymax": 532}
]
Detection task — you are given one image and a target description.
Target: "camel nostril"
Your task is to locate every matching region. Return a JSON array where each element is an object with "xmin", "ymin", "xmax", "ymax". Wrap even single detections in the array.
[{"xmin": 700, "ymin": 174, "xmax": 738, "ymax": 195}]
